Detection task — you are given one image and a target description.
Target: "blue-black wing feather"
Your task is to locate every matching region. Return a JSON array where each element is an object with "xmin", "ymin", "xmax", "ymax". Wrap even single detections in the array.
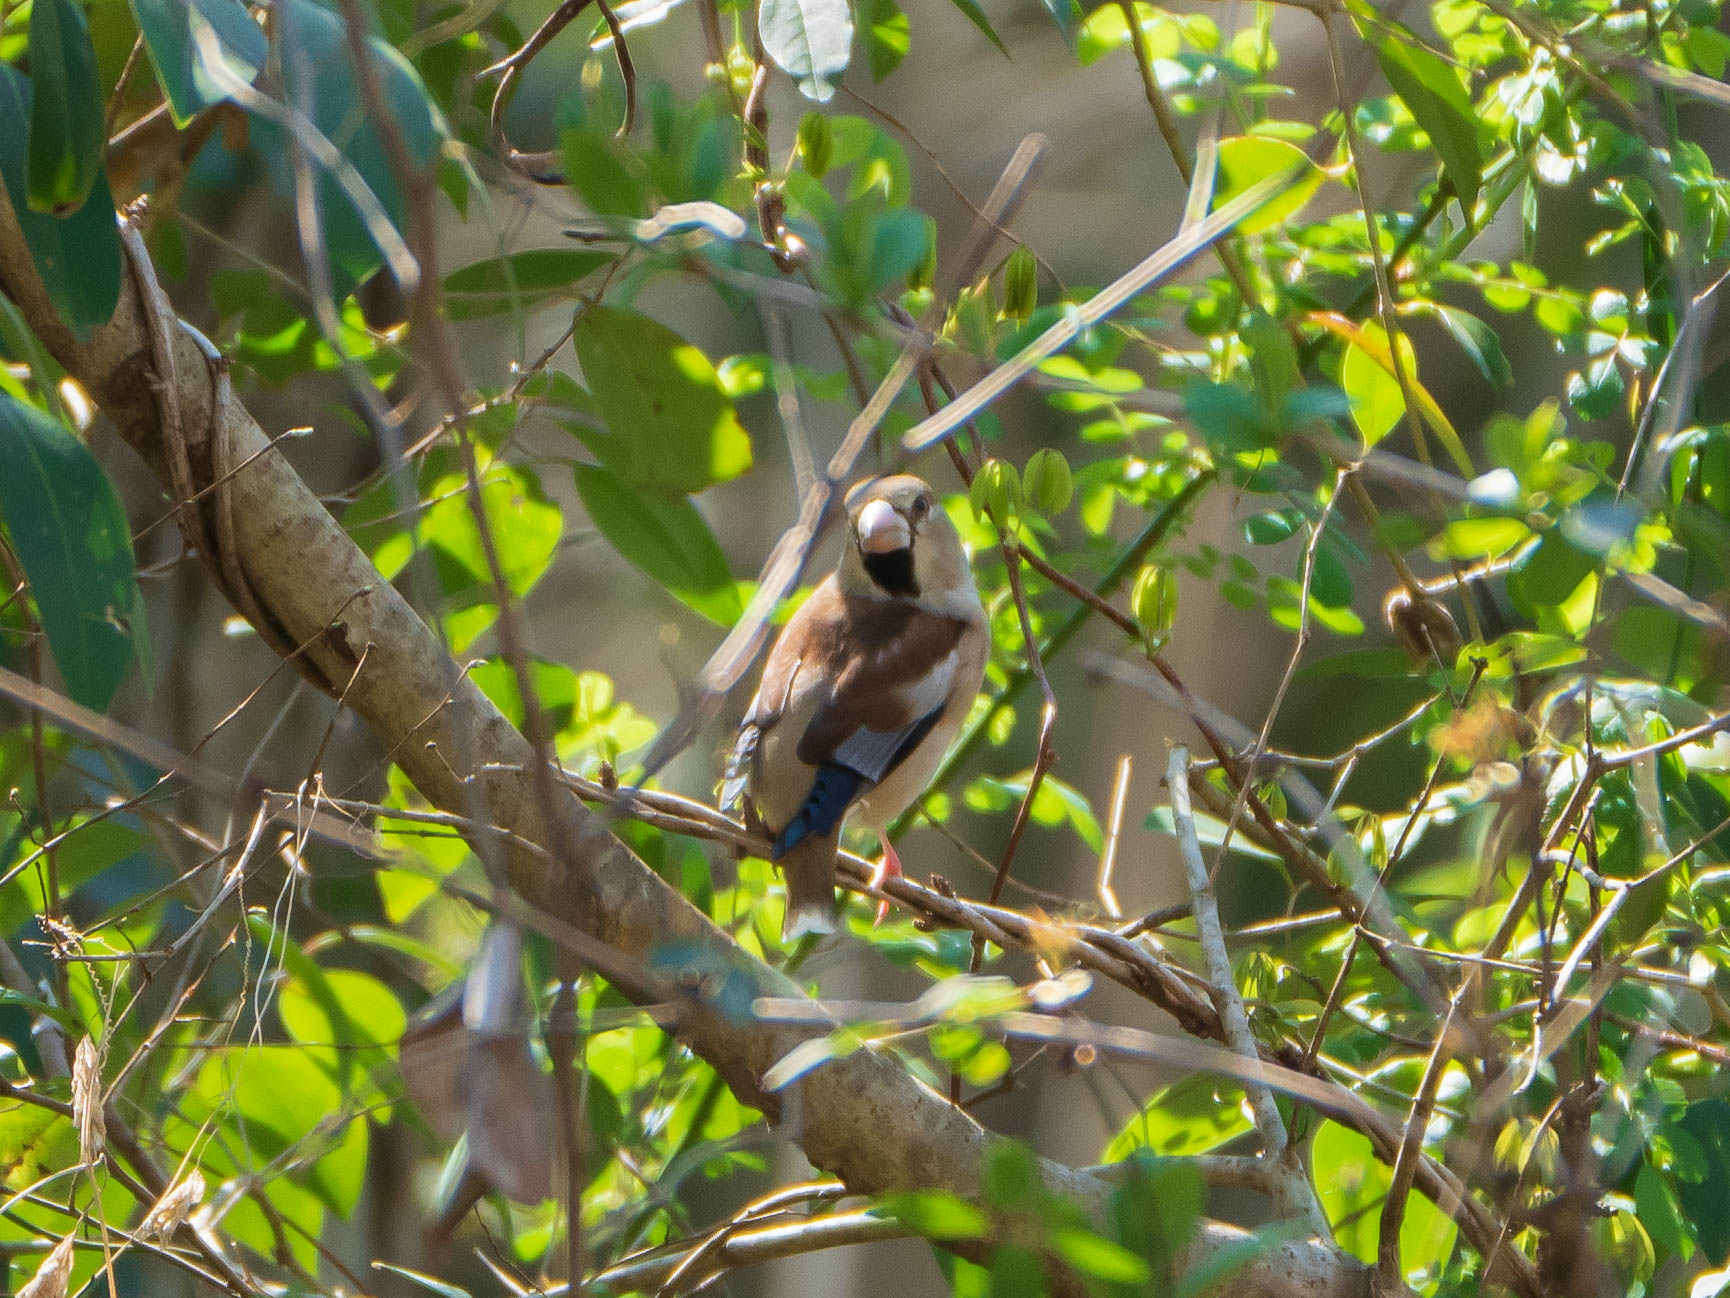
[
  {"xmin": 770, "ymin": 708, "xmax": 945, "ymax": 858},
  {"xmin": 772, "ymin": 764, "xmax": 867, "ymax": 858}
]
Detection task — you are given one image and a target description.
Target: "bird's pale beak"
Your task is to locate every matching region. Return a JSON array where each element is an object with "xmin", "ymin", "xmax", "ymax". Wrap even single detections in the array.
[{"xmin": 857, "ymin": 499, "xmax": 912, "ymax": 554}]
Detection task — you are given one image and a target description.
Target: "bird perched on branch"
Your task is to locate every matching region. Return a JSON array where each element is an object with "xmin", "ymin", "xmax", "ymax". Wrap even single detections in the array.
[{"xmin": 723, "ymin": 475, "xmax": 987, "ymax": 939}]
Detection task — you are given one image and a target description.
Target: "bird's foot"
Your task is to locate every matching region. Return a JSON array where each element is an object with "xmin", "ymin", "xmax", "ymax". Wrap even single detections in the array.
[{"xmin": 870, "ymin": 837, "xmax": 903, "ymax": 926}]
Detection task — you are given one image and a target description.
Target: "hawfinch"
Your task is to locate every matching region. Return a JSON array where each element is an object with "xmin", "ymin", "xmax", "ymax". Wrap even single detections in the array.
[{"xmin": 723, "ymin": 475, "xmax": 987, "ymax": 939}]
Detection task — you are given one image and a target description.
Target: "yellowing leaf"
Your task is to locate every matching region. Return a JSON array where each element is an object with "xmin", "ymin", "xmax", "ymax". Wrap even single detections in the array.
[{"xmin": 1308, "ymin": 312, "xmax": 1476, "ymax": 476}]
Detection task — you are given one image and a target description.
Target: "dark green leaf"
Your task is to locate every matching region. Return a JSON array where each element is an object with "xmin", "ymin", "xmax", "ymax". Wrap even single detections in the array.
[
  {"xmin": 1184, "ymin": 382, "xmax": 1271, "ymax": 454},
  {"xmin": 247, "ymin": 0, "xmax": 443, "ymax": 297},
  {"xmin": 1425, "ymin": 303, "xmax": 1513, "ymax": 387},
  {"xmin": 857, "ymin": 0, "xmax": 909, "ymax": 80},
  {"xmin": 945, "ymin": 0, "xmax": 1008, "ymax": 56},
  {"xmin": 0, "ymin": 66, "xmax": 121, "ymax": 339},
  {"xmin": 1679, "ymin": 1100, "xmax": 1730, "ymax": 1264},
  {"xmin": 990, "ymin": 1245, "xmax": 1048, "ymax": 1298},
  {"xmin": 573, "ymin": 466, "xmax": 742, "ymax": 625},
  {"xmin": 26, "ymin": 0, "xmax": 104, "ymax": 212},
  {"xmin": 1110, "ymin": 1155, "xmax": 1203, "ymax": 1283},
  {"xmin": 562, "ymin": 124, "xmax": 648, "ymax": 217},
  {"xmin": 984, "ymin": 1140, "xmax": 1039, "ymax": 1211},
  {"xmin": 568, "ymin": 305, "xmax": 753, "ymax": 495},
  {"xmin": 441, "ymin": 249, "xmax": 613, "ymax": 320},
  {"xmin": 0, "ymin": 394, "xmax": 146, "ymax": 711},
  {"xmin": 1038, "ymin": 0, "xmax": 1080, "ymax": 44},
  {"xmin": 130, "ymin": 0, "xmax": 267, "ymax": 125},
  {"xmin": 1507, "ymin": 532, "xmax": 1595, "ymax": 618},
  {"xmin": 760, "ymin": 0, "xmax": 855, "ymax": 102},
  {"xmin": 867, "ymin": 207, "xmax": 929, "ymax": 291},
  {"xmin": 1353, "ymin": 5, "xmax": 1483, "ymax": 209}
]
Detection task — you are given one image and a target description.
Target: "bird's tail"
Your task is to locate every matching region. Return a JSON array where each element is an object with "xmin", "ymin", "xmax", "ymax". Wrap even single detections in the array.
[{"xmin": 777, "ymin": 832, "xmax": 839, "ymax": 940}]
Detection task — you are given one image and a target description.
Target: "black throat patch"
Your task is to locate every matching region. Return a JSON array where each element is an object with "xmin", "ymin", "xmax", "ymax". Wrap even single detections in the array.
[{"xmin": 863, "ymin": 547, "xmax": 920, "ymax": 597}]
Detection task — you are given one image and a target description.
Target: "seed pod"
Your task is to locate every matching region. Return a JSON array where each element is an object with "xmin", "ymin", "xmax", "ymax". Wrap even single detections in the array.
[
  {"xmin": 140, "ymin": 1170, "xmax": 207, "ymax": 1242},
  {"xmin": 969, "ymin": 458, "xmax": 1021, "ymax": 525},
  {"xmin": 906, "ymin": 214, "xmax": 937, "ymax": 293},
  {"xmin": 18, "ymin": 1236, "xmax": 74, "ymax": 1298},
  {"xmin": 1130, "ymin": 564, "xmax": 1177, "ymax": 649},
  {"xmin": 72, "ymin": 1036, "xmax": 103, "ymax": 1165},
  {"xmin": 1001, "ymin": 245, "xmax": 1037, "ymax": 321},
  {"xmin": 796, "ymin": 112, "xmax": 832, "ymax": 179},
  {"xmin": 1023, "ymin": 448, "xmax": 1073, "ymax": 515}
]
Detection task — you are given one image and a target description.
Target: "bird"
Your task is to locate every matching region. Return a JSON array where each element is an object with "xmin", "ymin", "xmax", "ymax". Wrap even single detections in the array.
[{"xmin": 722, "ymin": 474, "xmax": 987, "ymax": 940}]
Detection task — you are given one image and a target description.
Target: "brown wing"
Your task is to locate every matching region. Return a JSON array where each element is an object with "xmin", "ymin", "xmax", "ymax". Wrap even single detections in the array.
[{"xmin": 795, "ymin": 594, "xmax": 966, "ymax": 767}]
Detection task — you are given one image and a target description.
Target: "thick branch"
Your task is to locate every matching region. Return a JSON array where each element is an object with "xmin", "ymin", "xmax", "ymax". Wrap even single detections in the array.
[{"xmin": 0, "ymin": 198, "xmax": 1372, "ymax": 1298}]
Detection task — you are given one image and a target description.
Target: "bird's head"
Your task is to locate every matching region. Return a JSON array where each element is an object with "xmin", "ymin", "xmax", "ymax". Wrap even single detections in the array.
[{"xmin": 839, "ymin": 475, "xmax": 979, "ymax": 617}]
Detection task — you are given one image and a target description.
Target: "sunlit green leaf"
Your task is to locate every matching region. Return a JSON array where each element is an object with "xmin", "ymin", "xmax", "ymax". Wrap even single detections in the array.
[
  {"xmin": 1215, "ymin": 136, "xmax": 1322, "ymax": 234},
  {"xmin": 574, "ymin": 465, "xmax": 742, "ymax": 624},
  {"xmin": 569, "ymin": 305, "xmax": 753, "ymax": 494},
  {"xmin": 1312, "ymin": 1121, "xmax": 1458, "ymax": 1291}
]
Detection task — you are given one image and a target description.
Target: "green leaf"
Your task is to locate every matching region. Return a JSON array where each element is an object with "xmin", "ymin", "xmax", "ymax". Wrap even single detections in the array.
[
  {"xmin": 878, "ymin": 1190, "xmax": 989, "ymax": 1240},
  {"xmin": 1421, "ymin": 302, "xmax": 1513, "ymax": 387},
  {"xmin": 189, "ymin": 1043, "xmax": 364, "ymax": 1218},
  {"xmin": 1215, "ymin": 136, "xmax": 1322, "ymax": 235},
  {"xmin": 0, "ymin": 395, "xmax": 146, "ymax": 710},
  {"xmin": 573, "ymin": 466, "xmax": 742, "ymax": 625},
  {"xmin": 1635, "ymin": 1162, "xmax": 1688, "ymax": 1260},
  {"xmin": 1051, "ymin": 1228, "xmax": 1150, "ymax": 1284},
  {"xmin": 1184, "ymin": 381, "xmax": 1271, "ymax": 455},
  {"xmin": 857, "ymin": 0, "xmax": 909, "ymax": 78},
  {"xmin": 1680, "ymin": 1100, "xmax": 1730, "ymax": 1265},
  {"xmin": 1076, "ymin": 2, "xmax": 1178, "ymax": 67},
  {"xmin": 1102, "ymin": 1074, "xmax": 1253, "ymax": 1161},
  {"xmin": 760, "ymin": 0, "xmax": 855, "ymax": 102},
  {"xmin": 401, "ymin": 462, "xmax": 563, "ymax": 652},
  {"xmin": 25, "ymin": 0, "xmax": 104, "ymax": 212},
  {"xmin": 1341, "ymin": 324, "xmax": 1416, "ymax": 447},
  {"xmin": 1038, "ymin": 0, "xmax": 1080, "ymax": 44},
  {"xmin": 0, "ymin": 66, "xmax": 121, "ymax": 339},
  {"xmin": 1353, "ymin": 7, "xmax": 1483, "ymax": 210},
  {"xmin": 441, "ymin": 249, "xmax": 613, "ymax": 320},
  {"xmin": 868, "ymin": 206, "xmax": 930, "ymax": 291},
  {"xmin": 1312, "ymin": 1121, "xmax": 1458, "ymax": 1289},
  {"xmin": 130, "ymin": 0, "xmax": 267, "ymax": 125},
  {"xmin": 561, "ymin": 123, "xmax": 647, "ymax": 217},
  {"xmin": 569, "ymin": 305, "xmax": 753, "ymax": 495},
  {"xmin": 945, "ymin": 0, "xmax": 1007, "ymax": 57},
  {"xmin": 245, "ymin": 0, "xmax": 443, "ymax": 297}
]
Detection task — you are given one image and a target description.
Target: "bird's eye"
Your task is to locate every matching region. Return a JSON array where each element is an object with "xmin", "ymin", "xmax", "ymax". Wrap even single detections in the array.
[{"xmin": 911, "ymin": 494, "xmax": 931, "ymax": 520}]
